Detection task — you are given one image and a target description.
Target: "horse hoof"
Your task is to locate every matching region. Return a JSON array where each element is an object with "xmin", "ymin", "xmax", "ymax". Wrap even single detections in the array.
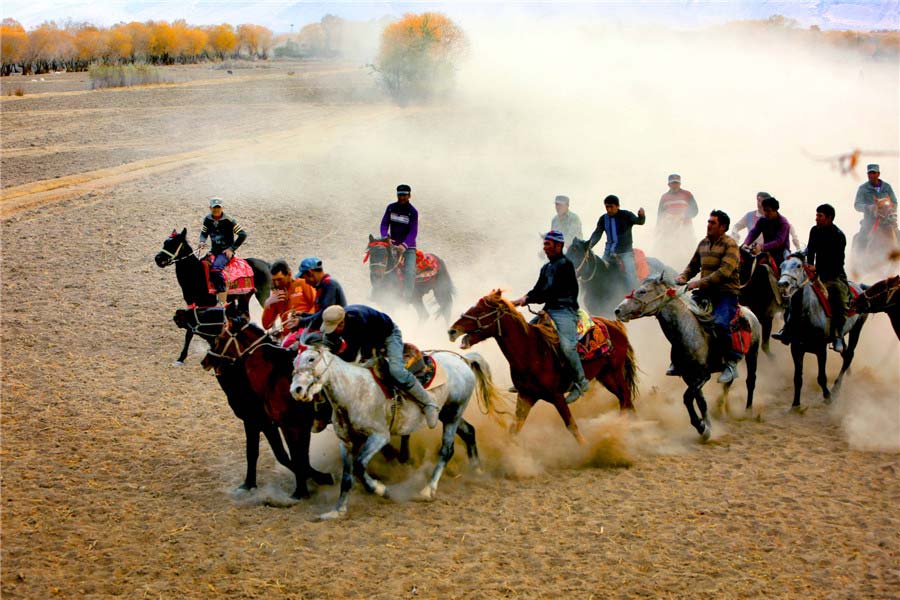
[
  {"xmin": 318, "ymin": 510, "xmax": 346, "ymax": 521},
  {"xmin": 172, "ymin": 360, "xmax": 185, "ymax": 367},
  {"xmin": 236, "ymin": 483, "xmax": 256, "ymax": 492},
  {"xmin": 823, "ymin": 396, "xmax": 833, "ymax": 405},
  {"xmin": 291, "ymin": 490, "xmax": 311, "ymax": 500},
  {"xmin": 788, "ymin": 405, "xmax": 807, "ymax": 415},
  {"xmin": 372, "ymin": 481, "xmax": 388, "ymax": 498},
  {"xmin": 417, "ymin": 486, "xmax": 437, "ymax": 502}
]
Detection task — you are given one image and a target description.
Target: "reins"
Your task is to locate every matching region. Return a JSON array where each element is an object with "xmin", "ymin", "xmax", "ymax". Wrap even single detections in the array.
[
  {"xmin": 158, "ymin": 240, "xmax": 205, "ymax": 265},
  {"xmin": 364, "ymin": 241, "xmax": 402, "ymax": 275},
  {"xmin": 574, "ymin": 249, "xmax": 599, "ymax": 283},
  {"xmin": 206, "ymin": 322, "xmax": 284, "ymax": 362},
  {"xmin": 458, "ymin": 304, "xmax": 507, "ymax": 337}
]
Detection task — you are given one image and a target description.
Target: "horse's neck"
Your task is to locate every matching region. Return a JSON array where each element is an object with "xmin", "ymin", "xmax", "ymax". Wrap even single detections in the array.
[
  {"xmin": 321, "ymin": 354, "xmax": 378, "ymax": 410},
  {"xmin": 798, "ymin": 285, "xmax": 827, "ymax": 329},
  {"xmin": 657, "ymin": 300, "xmax": 709, "ymax": 356},
  {"xmin": 175, "ymin": 255, "xmax": 210, "ymax": 303}
]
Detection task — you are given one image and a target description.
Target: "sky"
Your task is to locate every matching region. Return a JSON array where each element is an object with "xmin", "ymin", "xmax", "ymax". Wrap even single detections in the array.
[{"xmin": 2, "ymin": 0, "xmax": 899, "ymax": 33}]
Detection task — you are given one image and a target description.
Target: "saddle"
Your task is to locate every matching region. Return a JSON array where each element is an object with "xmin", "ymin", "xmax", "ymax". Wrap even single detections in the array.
[
  {"xmin": 803, "ymin": 265, "xmax": 861, "ymax": 318},
  {"xmin": 535, "ymin": 310, "xmax": 614, "ymax": 360},
  {"xmin": 370, "ymin": 343, "xmax": 447, "ymax": 399},
  {"xmin": 399, "ymin": 250, "xmax": 441, "ymax": 284},
  {"xmin": 203, "ymin": 255, "xmax": 255, "ymax": 295},
  {"xmin": 687, "ymin": 298, "xmax": 752, "ymax": 355},
  {"xmin": 610, "ymin": 249, "xmax": 650, "ymax": 281}
]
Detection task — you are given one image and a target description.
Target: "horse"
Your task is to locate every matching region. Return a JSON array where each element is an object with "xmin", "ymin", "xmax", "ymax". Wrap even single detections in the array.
[
  {"xmin": 202, "ymin": 316, "xmax": 334, "ymax": 499},
  {"xmin": 155, "ymin": 228, "xmax": 272, "ymax": 364},
  {"xmin": 447, "ymin": 290, "xmax": 638, "ymax": 444},
  {"xmin": 614, "ymin": 273, "xmax": 761, "ymax": 440},
  {"xmin": 850, "ymin": 275, "xmax": 900, "ymax": 340},
  {"xmin": 364, "ymin": 235, "xmax": 454, "ymax": 323},
  {"xmin": 777, "ymin": 254, "xmax": 868, "ymax": 408},
  {"xmin": 565, "ymin": 238, "xmax": 676, "ymax": 316},
  {"xmin": 738, "ymin": 248, "xmax": 784, "ymax": 354},
  {"xmin": 851, "ymin": 197, "xmax": 899, "ymax": 281},
  {"xmin": 173, "ymin": 306, "xmax": 295, "ymax": 491},
  {"xmin": 290, "ymin": 343, "xmax": 503, "ymax": 520}
]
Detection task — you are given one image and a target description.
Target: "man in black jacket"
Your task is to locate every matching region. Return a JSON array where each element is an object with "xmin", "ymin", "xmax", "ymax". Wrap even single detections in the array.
[
  {"xmin": 198, "ymin": 197, "xmax": 247, "ymax": 306},
  {"xmin": 512, "ymin": 230, "xmax": 589, "ymax": 403}
]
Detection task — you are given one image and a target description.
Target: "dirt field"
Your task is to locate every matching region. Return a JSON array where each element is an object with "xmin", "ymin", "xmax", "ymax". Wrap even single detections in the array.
[{"xmin": 2, "ymin": 58, "xmax": 898, "ymax": 599}]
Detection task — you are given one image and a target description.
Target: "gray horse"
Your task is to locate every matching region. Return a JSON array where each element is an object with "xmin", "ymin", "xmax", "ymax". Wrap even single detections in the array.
[
  {"xmin": 777, "ymin": 255, "xmax": 868, "ymax": 408},
  {"xmin": 615, "ymin": 273, "xmax": 761, "ymax": 440},
  {"xmin": 290, "ymin": 345, "xmax": 503, "ymax": 520}
]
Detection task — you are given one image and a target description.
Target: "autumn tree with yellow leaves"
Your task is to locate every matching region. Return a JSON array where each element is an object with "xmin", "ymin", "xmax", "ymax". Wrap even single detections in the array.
[{"xmin": 373, "ymin": 12, "xmax": 468, "ymax": 102}]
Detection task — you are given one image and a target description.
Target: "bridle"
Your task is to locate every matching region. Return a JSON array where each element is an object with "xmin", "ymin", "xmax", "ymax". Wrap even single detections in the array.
[
  {"xmin": 206, "ymin": 321, "xmax": 282, "ymax": 363},
  {"xmin": 182, "ymin": 305, "xmax": 226, "ymax": 336},
  {"xmin": 621, "ymin": 284, "xmax": 683, "ymax": 318},
  {"xmin": 859, "ymin": 279, "xmax": 900, "ymax": 311},
  {"xmin": 158, "ymin": 239, "xmax": 203, "ymax": 266},
  {"xmin": 364, "ymin": 241, "xmax": 402, "ymax": 275},
  {"xmin": 573, "ymin": 247, "xmax": 600, "ymax": 283},
  {"xmin": 779, "ymin": 260, "xmax": 811, "ymax": 298},
  {"xmin": 292, "ymin": 346, "xmax": 335, "ymax": 396},
  {"xmin": 457, "ymin": 301, "xmax": 509, "ymax": 337}
]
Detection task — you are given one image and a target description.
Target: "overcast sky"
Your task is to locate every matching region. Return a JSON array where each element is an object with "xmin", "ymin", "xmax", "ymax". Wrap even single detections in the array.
[{"xmin": 2, "ymin": 0, "xmax": 898, "ymax": 32}]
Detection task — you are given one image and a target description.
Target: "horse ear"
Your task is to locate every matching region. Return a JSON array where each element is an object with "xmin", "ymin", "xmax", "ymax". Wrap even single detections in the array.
[
  {"xmin": 369, "ymin": 234, "xmax": 375, "ymax": 242},
  {"xmin": 180, "ymin": 227, "xmax": 187, "ymax": 238}
]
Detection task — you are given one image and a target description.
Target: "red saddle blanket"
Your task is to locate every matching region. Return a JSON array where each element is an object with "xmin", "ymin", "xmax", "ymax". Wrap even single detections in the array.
[
  {"xmin": 730, "ymin": 307, "xmax": 752, "ymax": 355},
  {"xmin": 203, "ymin": 255, "xmax": 255, "ymax": 295},
  {"xmin": 803, "ymin": 265, "xmax": 859, "ymax": 318},
  {"xmin": 399, "ymin": 250, "xmax": 440, "ymax": 284},
  {"xmin": 536, "ymin": 312, "xmax": 614, "ymax": 360},
  {"xmin": 633, "ymin": 248, "xmax": 650, "ymax": 281},
  {"xmin": 370, "ymin": 343, "xmax": 445, "ymax": 400}
]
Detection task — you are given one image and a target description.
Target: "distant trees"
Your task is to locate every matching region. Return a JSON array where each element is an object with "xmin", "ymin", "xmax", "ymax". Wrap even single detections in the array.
[
  {"xmin": 372, "ymin": 12, "xmax": 468, "ymax": 102},
  {"xmin": 0, "ymin": 19, "xmax": 274, "ymax": 75}
]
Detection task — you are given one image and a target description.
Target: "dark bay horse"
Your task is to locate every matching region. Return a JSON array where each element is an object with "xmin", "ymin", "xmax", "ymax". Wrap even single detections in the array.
[
  {"xmin": 202, "ymin": 317, "xmax": 334, "ymax": 499},
  {"xmin": 615, "ymin": 273, "xmax": 762, "ymax": 440},
  {"xmin": 778, "ymin": 255, "xmax": 868, "ymax": 408},
  {"xmin": 565, "ymin": 238, "xmax": 676, "ymax": 316},
  {"xmin": 850, "ymin": 275, "xmax": 900, "ymax": 340},
  {"xmin": 174, "ymin": 306, "xmax": 294, "ymax": 491},
  {"xmin": 448, "ymin": 290, "xmax": 638, "ymax": 444},
  {"xmin": 155, "ymin": 228, "xmax": 272, "ymax": 364},
  {"xmin": 738, "ymin": 248, "xmax": 784, "ymax": 354},
  {"xmin": 851, "ymin": 197, "xmax": 899, "ymax": 281},
  {"xmin": 365, "ymin": 235, "xmax": 454, "ymax": 322}
]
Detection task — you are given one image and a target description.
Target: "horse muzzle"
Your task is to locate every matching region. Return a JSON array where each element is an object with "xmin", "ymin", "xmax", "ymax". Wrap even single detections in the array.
[
  {"xmin": 447, "ymin": 327, "xmax": 472, "ymax": 349},
  {"xmin": 290, "ymin": 374, "xmax": 317, "ymax": 402},
  {"xmin": 154, "ymin": 252, "xmax": 172, "ymax": 268}
]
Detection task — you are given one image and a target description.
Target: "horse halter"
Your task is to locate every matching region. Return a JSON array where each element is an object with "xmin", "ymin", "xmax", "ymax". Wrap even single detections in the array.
[
  {"xmin": 364, "ymin": 241, "xmax": 401, "ymax": 274},
  {"xmin": 458, "ymin": 302, "xmax": 507, "ymax": 337},
  {"xmin": 573, "ymin": 249, "xmax": 599, "ymax": 283},
  {"xmin": 206, "ymin": 322, "xmax": 279, "ymax": 363},
  {"xmin": 293, "ymin": 346, "xmax": 334, "ymax": 395},
  {"xmin": 158, "ymin": 239, "xmax": 201, "ymax": 265},
  {"xmin": 622, "ymin": 285, "xmax": 682, "ymax": 317},
  {"xmin": 779, "ymin": 262, "xmax": 810, "ymax": 297}
]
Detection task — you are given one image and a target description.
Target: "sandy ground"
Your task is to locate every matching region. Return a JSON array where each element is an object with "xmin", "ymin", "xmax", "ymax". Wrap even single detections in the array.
[{"xmin": 2, "ymin": 59, "xmax": 899, "ymax": 599}]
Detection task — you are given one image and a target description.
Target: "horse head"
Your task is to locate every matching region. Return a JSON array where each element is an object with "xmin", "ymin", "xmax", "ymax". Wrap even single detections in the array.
[
  {"xmin": 365, "ymin": 235, "xmax": 399, "ymax": 279},
  {"xmin": 777, "ymin": 253, "xmax": 807, "ymax": 300},
  {"xmin": 202, "ymin": 315, "xmax": 255, "ymax": 370},
  {"xmin": 155, "ymin": 228, "xmax": 193, "ymax": 268},
  {"xmin": 174, "ymin": 306, "xmax": 226, "ymax": 340},
  {"xmin": 291, "ymin": 344, "xmax": 330, "ymax": 401},
  {"xmin": 851, "ymin": 275, "xmax": 899, "ymax": 314},
  {"xmin": 614, "ymin": 272, "xmax": 677, "ymax": 322},
  {"xmin": 448, "ymin": 289, "xmax": 512, "ymax": 348}
]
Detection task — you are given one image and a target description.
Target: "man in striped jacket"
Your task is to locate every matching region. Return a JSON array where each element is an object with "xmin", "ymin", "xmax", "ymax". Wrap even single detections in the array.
[
  {"xmin": 674, "ymin": 210, "xmax": 742, "ymax": 383},
  {"xmin": 198, "ymin": 197, "xmax": 247, "ymax": 306}
]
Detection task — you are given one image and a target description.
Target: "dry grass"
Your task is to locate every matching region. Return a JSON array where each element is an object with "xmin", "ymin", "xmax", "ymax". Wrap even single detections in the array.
[{"xmin": 88, "ymin": 64, "xmax": 165, "ymax": 89}]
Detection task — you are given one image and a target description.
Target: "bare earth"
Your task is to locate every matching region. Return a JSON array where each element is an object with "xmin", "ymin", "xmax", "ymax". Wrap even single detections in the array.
[{"xmin": 1, "ymin": 60, "xmax": 898, "ymax": 599}]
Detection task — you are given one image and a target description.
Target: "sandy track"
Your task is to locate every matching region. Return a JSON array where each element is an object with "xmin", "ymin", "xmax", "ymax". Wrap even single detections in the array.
[{"xmin": 1, "ymin": 60, "xmax": 898, "ymax": 599}]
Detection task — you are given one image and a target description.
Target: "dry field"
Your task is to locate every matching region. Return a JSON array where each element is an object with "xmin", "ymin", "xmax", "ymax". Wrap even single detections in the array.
[{"xmin": 1, "ymin": 59, "xmax": 898, "ymax": 599}]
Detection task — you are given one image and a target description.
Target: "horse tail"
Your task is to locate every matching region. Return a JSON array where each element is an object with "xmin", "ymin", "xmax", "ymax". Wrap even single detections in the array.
[
  {"xmin": 623, "ymin": 340, "xmax": 639, "ymax": 405},
  {"xmin": 247, "ymin": 257, "xmax": 272, "ymax": 306},
  {"xmin": 438, "ymin": 256, "xmax": 456, "ymax": 297},
  {"xmin": 464, "ymin": 352, "xmax": 512, "ymax": 424}
]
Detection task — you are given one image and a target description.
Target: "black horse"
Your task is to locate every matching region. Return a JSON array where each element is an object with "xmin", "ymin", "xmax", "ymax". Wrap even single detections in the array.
[
  {"xmin": 173, "ymin": 306, "xmax": 295, "ymax": 492},
  {"xmin": 565, "ymin": 238, "xmax": 676, "ymax": 316},
  {"xmin": 155, "ymin": 228, "xmax": 272, "ymax": 364},
  {"xmin": 738, "ymin": 248, "xmax": 784, "ymax": 354},
  {"xmin": 365, "ymin": 234, "xmax": 455, "ymax": 323}
]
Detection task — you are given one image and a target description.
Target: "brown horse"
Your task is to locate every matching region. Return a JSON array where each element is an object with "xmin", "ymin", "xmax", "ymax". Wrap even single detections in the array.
[
  {"xmin": 202, "ymin": 317, "xmax": 333, "ymax": 499},
  {"xmin": 850, "ymin": 275, "xmax": 900, "ymax": 340},
  {"xmin": 448, "ymin": 290, "xmax": 637, "ymax": 443}
]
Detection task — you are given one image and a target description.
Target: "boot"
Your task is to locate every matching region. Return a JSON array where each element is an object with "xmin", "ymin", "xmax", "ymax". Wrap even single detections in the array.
[
  {"xmin": 831, "ymin": 337, "xmax": 845, "ymax": 353},
  {"xmin": 714, "ymin": 329, "xmax": 739, "ymax": 384},
  {"xmin": 771, "ymin": 327, "xmax": 790, "ymax": 345},
  {"xmin": 406, "ymin": 380, "xmax": 440, "ymax": 428},
  {"xmin": 717, "ymin": 361, "xmax": 738, "ymax": 384},
  {"xmin": 564, "ymin": 378, "xmax": 589, "ymax": 404},
  {"xmin": 216, "ymin": 291, "xmax": 228, "ymax": 307},
  {"xmin": 665, "ymin": 363, "xmax": 679, "ymax": 376}
]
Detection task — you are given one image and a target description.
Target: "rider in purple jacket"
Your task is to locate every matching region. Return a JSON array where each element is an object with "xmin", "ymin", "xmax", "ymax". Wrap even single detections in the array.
[{"xmin": 380, "ymin": 184, "xmax": 419, "ymax": 301}]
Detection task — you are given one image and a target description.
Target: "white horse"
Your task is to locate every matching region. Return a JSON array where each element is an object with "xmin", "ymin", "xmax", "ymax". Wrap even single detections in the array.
[
  {"xmin": 290, "ymin": 344, "xmax": 503, "ymax": 520},
  {"xmin": 615, "ymin": 273, "xmax": 762, "ymax": 440}
]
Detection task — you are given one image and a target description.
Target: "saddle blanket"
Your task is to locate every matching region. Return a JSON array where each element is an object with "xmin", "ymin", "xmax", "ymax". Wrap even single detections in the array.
[
  {"xmin": 204, "ymin": 255, "xmax": 255, "ymax": 295},
  {"xmin": 730, "ymin": 307, "xmax": 752, "ymax": 355},
  {"xmin": 633, "ymin": 248, "xmax": 650, "ymax": 281},
  {"xmin": 539, "ymin": 310, "xmax": 613, "ymax": 359},
  {"xmin": 370, "ymin": 345, "xmax": 447, "ymax": 401},
  {"xmin": 399, "ymin": 250, "xmax": 440, "ymax": 284},
  {"xmin": 803, "ymin": 265, "xmax": 860, "ymax": 318}
]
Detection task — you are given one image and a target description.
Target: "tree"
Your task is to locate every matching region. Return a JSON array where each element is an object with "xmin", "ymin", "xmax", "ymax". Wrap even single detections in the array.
[
  {"xmin": 237, "ymin": 24, "xmax": 273, "ymax": 58},
  {"xmin": 1, "ymin": 18, "xmax": 28, "ymax": 74},
  {"xmin": 207, "ymin": 23, "xmax": 237, "ymax": 59},
  {"xmin": 148, "ymin": 20, "xmax": 178, "ymax": 63},
  {"xmin": 374, "ymin": 12, "xmax": 468, "ymax": 102}
]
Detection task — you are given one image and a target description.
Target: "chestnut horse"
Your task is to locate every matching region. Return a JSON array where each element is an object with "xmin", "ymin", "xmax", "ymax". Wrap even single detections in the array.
[
  {"xmin": 448, "ymin": 290, "xmax": 637, "ymax": 443},
  {"xmin": 850, "ymin": 275, "xmax": 900, "ymax": 340},
  {"xmin": 202, "ymin": 316, "xmax": 333, "ymax": 499}
]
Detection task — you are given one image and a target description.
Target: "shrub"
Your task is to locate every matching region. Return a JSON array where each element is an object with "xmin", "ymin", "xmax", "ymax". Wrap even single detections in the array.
[{"xmin": 88, "ymin": 63, "xmax": 164, "ymax": 89}]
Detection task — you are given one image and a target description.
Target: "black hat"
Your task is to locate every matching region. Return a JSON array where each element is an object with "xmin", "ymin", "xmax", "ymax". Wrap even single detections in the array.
[
  {"xmin": 603, "ymin": 194, "xmax": 620, "ymax": 206},
  {"xmin": 396, "ymin": 184, "xmax": 411, "ymax": 194}
]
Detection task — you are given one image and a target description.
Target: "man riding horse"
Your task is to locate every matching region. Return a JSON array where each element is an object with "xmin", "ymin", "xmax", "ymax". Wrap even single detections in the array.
[
  {"xmin": 674, "ymin": 210, "xmax": 743, "ymax": 383},
  {"xmin": 321, "ymin": 304, "xmax": 440, "ymax": 428},
  {"xmin": 511, "ymin": 230, "xmax": 589, "ymax": 404},
  {"xmin": 774, "ymin": 204, "xmax": 849, "ymax": 353},
  {"xmin": 587, "ymin": 195, "xmax": 646, "ymax": 291},
  {"xmin": 198, "ymin": 197, "xmax": 248, "ymax": 306},
  {"xmin": 742, "ymin": 196, "xmax": 792, "ymax": 264},
  {"xmin": 380, "ymin": 184, "xmax": 419, "ymax": 302},
  {"xmin": 853, "ymin": 163, "xmax": 897, "ymax": 255},
  {"xmin": 261, "ymin": 259, "xmax": 316, "ymax": 343}
]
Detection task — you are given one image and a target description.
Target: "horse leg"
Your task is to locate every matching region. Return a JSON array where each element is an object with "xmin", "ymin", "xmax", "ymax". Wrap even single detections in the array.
[
  {"xmin": 791, "ymin": 343, "xmax": 805, "ymax": 408},
  {"xmin": 419, "ymin": 419, "xmax": 461, "ymax": 501},
  {"xmin": 694, "ymin": 387, "xmax": 712, "ymax": 441},
  {"xmin": 834, "ymin": 319, "xmax": 863, "ymax": 395},
  {"xmin": 597, "ymin": 369, "xmax": 631, "ymax": 411},
  {"xmin": 320, "ymin": 442, "xmax": 353, "ymax": 520},
  {"xmin": 353, "ymin": 432, "xmax": 391, "ymax": 498},
  {"xmin": 551, "ymin": 396, "xmax": 586, "ymax": 444},
  {"xmin": 512, "ymin": 395, "xmax": 536, "ymax": 435},
  {"xmin": 261, "ymin": 422, "xmax": 293, "ymax": 471},
  {"xmin": 455, "ymin": 419, "xmax": 480, "ymax": 471},
  {"xmin": 744, "ymin": 347, "xmax": 759, "ymax": 411},
  {"xmin": 412, "ymin": 292, "xmax": 428, "ymax": 322},
  {"xmin": 682, "ymin": 385, "xmax": 704, "ymax": 435},
  {"xmin": 175, "ymin": 328, "xmax": 192, "ymax": 365},
  {"xmin": 238, "ymin": 420, "xmax": 261, "ymax": 491},
  {"xmin": 281, "ymin": 427, "xmax": 310, "ymax": 500},
  {"xmin": 293, "ymin": 413, "xmax": 334, "ymax": 487},
  {"xmin": 398, "ymin": 434, "xmax": 411, "ymax": 464},
  {"xmin": 816, "ymin": 348, "xmax": 831, "ymax": 404}
]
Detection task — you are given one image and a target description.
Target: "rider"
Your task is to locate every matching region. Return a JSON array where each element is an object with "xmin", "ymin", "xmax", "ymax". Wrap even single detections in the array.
[
  {"xmin": 587, "ymin": 195, "xmax": 646, "ymax": 290},
  {"xmin": 295, "ymin": 257, "xmax": 347, "ymax": 332},
  {"xmin": 551, "ymin": 195, "xmax": 583, "ymax": 250},
  {"xmin": 674, "ymin": 210, "xmax": 742, "ymax": 384},
  {"xmin": 853, "ymin": 163, "xmax": 897, "ymax": 254},
  {"xmin": 731, "ymin": 192, "xmax": 801, "ymax": 251},
  {"xmin": 773, "ymin": 204, "xmax": 848, "ymax": 353},
  {"xmin": 380, "ymin": 184, "xmax": 419, "ymax": 301},
  {"xmin": 321, "ymin": 304, "xmax": 440, "ymax": 428},
  {"xmin": 512, "ymin": 230, "xmax": 589, "ymax": 404},
  {"xmin": 742, "ymin": 196, "xmax": 792, "ymax": 263},
  {"xmin": 261, "ymin": 259, "xmax": 317, "ymax": 340},
  {"xmin": 198, "ymin": 197, "xmax": 247, "ymax": 306}
]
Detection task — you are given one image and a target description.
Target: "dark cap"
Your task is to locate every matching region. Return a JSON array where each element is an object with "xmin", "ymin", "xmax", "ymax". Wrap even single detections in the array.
[{"xmin": 396, "ymin": 184, "xmax": 411, "ymax": 194}]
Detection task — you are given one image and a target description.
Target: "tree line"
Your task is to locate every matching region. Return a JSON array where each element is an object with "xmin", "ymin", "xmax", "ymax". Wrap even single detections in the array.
[{"xmin": 1, "ymin": 19, "xmax": 274, "ymax": 75}]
